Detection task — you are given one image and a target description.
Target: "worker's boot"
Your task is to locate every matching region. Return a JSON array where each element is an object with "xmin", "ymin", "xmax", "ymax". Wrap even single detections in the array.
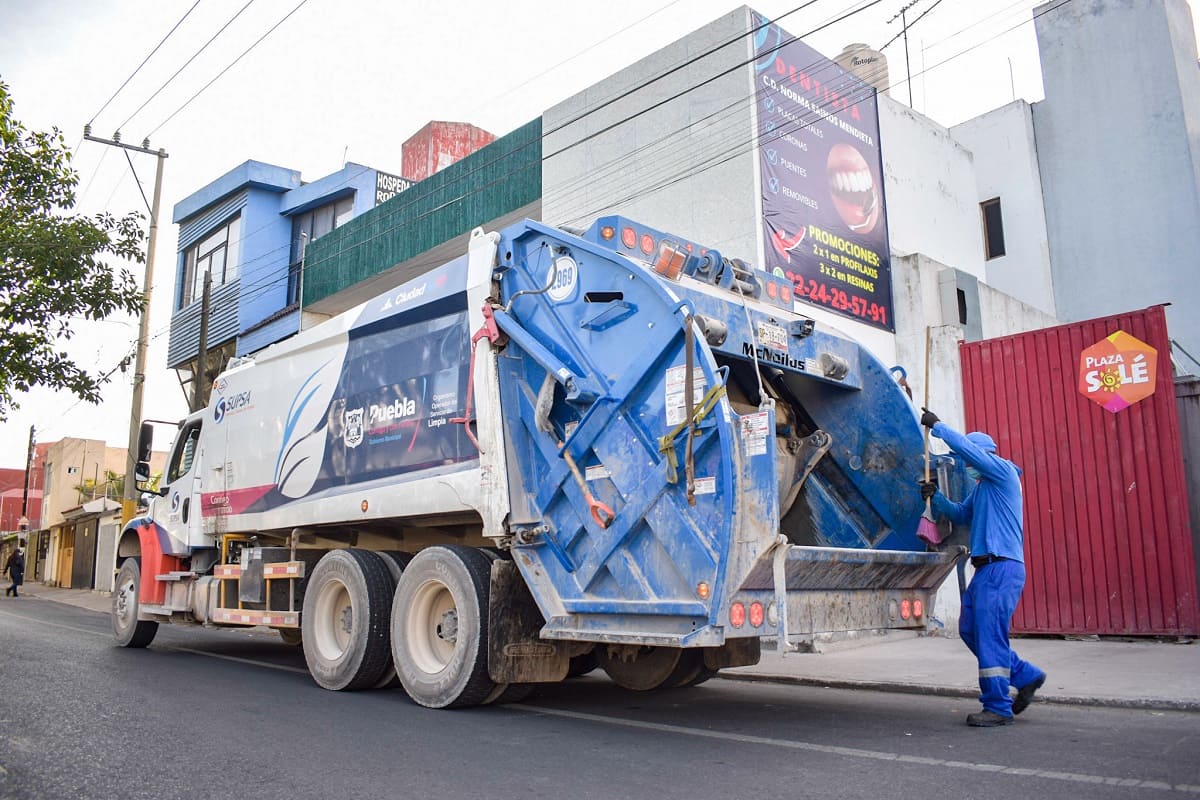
[
  {"xmin": 966, "ymin": 710, "xmax": 1014, "ymax": 727},
  {"xmin": 1012, "ymin": 674, "xmax": 1046, "ymax": 715}
]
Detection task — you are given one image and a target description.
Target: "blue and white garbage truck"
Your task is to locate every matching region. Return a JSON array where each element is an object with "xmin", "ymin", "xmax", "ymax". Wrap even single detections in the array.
[{"xmin": 114, "ymin": 216, "xmax": 960, "ymax": 708}]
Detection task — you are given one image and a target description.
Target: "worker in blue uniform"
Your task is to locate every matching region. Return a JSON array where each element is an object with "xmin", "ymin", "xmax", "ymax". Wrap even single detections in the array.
[{"xmin": 919, "ymin": 408, "xmax": 1047, "ymax": 727}]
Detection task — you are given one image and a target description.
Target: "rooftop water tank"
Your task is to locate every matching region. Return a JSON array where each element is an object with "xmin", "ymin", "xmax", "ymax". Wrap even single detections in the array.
[{"xmin": 835, "ymin": 44, "xmax": 890, "ymax": 96}]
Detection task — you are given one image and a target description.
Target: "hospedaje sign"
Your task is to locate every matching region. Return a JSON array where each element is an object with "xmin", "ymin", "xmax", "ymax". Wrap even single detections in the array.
[
  {"xmin": 1078, "ymin": 330, "xmax": 1157, "ymax": 412},
  {"xmin": 752, "ymin": 17, "xmax": 893, "ymax": 331}
]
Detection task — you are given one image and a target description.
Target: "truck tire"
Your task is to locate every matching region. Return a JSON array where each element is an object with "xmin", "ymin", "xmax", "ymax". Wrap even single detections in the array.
[
  {"xmin": 112, "ymin": 558, "xmax": 158, "ymax": 648},
  {"xmin": 598, "ymin": 645, "xmax": 681, "ymax": 691},
  {"xmin": 277, "ymin": 628, "xmax": 303, "ymax": 647},
  {"xmin": 372, "ymin": 550, "xmax": 413, "ymax": 689},
  {"xmin": 567, "ymin": 651, "xmax": 599, "ymax": 678},
  {"xmin": 391, "ymin": 545, "xmax": 497, "ymax": 708},
  {"xmin": 661, "ymin": 649, "xmax": 717, "ymax": 688},
  {"xmin": 301, "ymin": 549, "xmax": 395, "ymax": 691}
]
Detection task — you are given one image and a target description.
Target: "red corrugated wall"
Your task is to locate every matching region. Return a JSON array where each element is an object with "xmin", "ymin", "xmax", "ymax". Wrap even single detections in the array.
[{"xmin": 960, "ymin": 305, "xmax": 1199, "ymax": 635}]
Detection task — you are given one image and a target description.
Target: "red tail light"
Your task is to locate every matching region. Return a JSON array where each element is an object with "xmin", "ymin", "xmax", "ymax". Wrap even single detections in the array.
[
  {"xmin": 749, "ymin": 602, "xmax": 765, "ymax": 627},
  {"xmin": 730, "ymin": 602, "xmax": 746, "ymax": 628}
]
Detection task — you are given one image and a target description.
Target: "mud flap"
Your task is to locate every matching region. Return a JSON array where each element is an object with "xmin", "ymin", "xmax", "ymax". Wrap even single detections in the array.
[
  {"xmin": 488, "ymin": 560, "xmax": 569, "ymax": 684},
  {"xmin": 703, "ymin": 637, "xmax": 762, "ymax": 670}
]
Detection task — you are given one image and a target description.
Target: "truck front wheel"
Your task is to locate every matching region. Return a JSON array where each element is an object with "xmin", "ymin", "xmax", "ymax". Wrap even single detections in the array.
[
  {"xmin": 301, "ymin": 549, "xmax": 395, "ymax": 691},
  {"xmin": 112, "ymin": 558, "xmax": 158, "ymax": 648},
  {"xmin": 391, "ymin": 545, "xmax": 497, "ymax": 708}
]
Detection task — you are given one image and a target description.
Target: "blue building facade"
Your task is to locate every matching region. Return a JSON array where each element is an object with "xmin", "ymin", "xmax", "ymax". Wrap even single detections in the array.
[{"xmin": 168, "ymin": 160, "xmax": 397, "ymax": 407}]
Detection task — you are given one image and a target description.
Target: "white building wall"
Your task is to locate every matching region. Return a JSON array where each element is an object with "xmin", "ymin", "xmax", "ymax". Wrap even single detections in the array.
[
  {"xmin": 951, "ymin": 101, "xmax": 1056, "ymax": 316},
  {"xmin": 877, "ymin": 98, "xmax": 988, "ymax": 282},
  {"xmin": 542, "ymin": 8, "xmax": 760, "ymax": 263},
  {"xmin": 1033, "ymin": 0, "xmax": 1200, "ymax": 356}
]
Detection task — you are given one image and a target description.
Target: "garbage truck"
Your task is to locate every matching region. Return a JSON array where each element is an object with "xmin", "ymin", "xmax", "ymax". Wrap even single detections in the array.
[{"xmin": 114, "ymin": 215, "xmax": 961, "ymax": 708}]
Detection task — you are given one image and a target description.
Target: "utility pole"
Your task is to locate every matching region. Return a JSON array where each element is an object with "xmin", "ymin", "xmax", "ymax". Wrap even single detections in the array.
[
  {"xmin": 887, "ymin": 0, "xmax": 921, "ymax": 107},
  {"xmin": 19, "ymin": 425, "xmax": 33, "ymax": 544},
  {"xmin": 194, "ymin": 269, "xmax": 212, "ymax": 411},
  {"xmin": 82, "ymin": 127, "xmax": 168, "ymax": 525}
]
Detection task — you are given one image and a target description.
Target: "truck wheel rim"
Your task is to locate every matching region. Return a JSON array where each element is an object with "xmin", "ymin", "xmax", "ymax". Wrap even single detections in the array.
[
  {"xmin": 406, "ymin": 579, "xmax": 457, "ymax": 674},
  {"xmin": 115, "ymin": 577, "xmax": 136, "ymax": 629},
  {"xmin": 312, "ymin": 579, "xmax": 353, "ymax": 661}
]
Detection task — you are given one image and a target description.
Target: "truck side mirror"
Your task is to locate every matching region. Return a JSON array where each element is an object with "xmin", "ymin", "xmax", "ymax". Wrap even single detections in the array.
[
  {"xmin": 134, "ymin": 460, "xmax": 151, "ymax": 485},
  {"xmin": 137, "ymin": 422, "xmax": 153, "ymax": 463}
]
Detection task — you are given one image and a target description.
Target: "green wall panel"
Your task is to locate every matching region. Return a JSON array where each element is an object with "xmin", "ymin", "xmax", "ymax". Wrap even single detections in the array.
[{"xmin": 303, "ymin": 118, "xmax": 542, "ymax": 305}]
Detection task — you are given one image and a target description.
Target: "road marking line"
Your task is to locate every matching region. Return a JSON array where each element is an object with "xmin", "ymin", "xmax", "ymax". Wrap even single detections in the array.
[
  {"xmin": 159, "ymin": 645, "xmax": 309, "ymax": 675},
  {"xmin": 515, "ymin": 705, "xmax": 1199, "ymax": 794},
  {"xmin": 0, "ymin": 609, "xmax": 108, "ymax": 637},
  {"xmin": 0, "ymin": 609, "xmax": 307, "ymax": 674}
]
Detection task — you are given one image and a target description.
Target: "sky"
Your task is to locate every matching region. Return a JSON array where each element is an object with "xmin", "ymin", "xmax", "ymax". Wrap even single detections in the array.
[{"xmin": 0, "ymin": 0, "xmax": 1196, "ymax": 469}]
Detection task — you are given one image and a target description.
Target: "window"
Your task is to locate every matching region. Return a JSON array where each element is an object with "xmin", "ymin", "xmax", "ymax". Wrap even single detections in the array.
[
  {"xmin": 179, "ymin": 214, "xmax": 242, "ymax": 308},
  {"xmin": 981, "ymin": 198, "xmax": 1006, "ymax": 260},
  {"xmin": 166, "ymin": 424, "xmax": 202, "ymax": 484},
  {"xmin": 288, "ymin": 195, "xmax": 355, "ymax": 304}
]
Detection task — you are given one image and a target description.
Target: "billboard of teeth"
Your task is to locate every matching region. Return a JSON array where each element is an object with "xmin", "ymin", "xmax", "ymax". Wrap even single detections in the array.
[{"xmin": 753, "ymin": 17, "xmax": 894, "ymax": 332}]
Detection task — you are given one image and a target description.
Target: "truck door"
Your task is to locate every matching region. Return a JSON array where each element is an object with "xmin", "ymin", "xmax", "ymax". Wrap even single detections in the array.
[{"xmin": 161, "ymin": 420, "xmax": 204, "ymax": 550}]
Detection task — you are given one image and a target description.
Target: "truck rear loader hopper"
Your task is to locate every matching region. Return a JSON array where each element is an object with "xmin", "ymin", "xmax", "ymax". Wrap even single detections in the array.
[{"xmin": 114, "ymin": 217, "xmax": 961, "ymax": 708}]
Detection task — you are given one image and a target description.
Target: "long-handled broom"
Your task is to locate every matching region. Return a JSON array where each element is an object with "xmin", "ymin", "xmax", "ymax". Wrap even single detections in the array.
[{"xmin": 917, "ymin": 324, "xmax": 942, "ymax": 545}]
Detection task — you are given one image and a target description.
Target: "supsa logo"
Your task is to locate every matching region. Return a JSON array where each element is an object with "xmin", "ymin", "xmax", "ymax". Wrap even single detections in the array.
[{"xmin": 213, "ymin": 390, "xmax": 252, "ymax": 423}]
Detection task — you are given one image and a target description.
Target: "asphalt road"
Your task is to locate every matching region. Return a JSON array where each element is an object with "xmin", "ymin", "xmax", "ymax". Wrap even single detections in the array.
[{"xmin": 1, "ymin": 598, "xmax": 1198, "ymax": 800}]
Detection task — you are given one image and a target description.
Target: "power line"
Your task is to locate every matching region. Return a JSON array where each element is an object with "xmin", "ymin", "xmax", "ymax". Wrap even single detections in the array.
[
  {"xmin": 116, "ymin": 0, "xmax": 257, "ymax": 134},
  {"xmin": 145, "ymin": 0, "xmax": 311, "ymax": 138},
  {"xmin": 89, "ymin": 0, "xmax": 203, "ymax": 127}
]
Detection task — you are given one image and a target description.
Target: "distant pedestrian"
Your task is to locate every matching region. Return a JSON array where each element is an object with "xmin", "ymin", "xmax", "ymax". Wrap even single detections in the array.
[
  {"xmin": 4, "ymin": 546, "xmax": 25, "ymax": 597},
  {"xmin": 919, "ymin": 409, "xmax": 1047, "ymax": 727}
]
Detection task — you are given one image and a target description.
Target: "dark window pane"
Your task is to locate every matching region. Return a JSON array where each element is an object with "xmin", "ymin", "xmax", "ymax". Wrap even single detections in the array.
[{"xmin": 982, "ymin": 199, "xmax": 1006, "ymax": 259}]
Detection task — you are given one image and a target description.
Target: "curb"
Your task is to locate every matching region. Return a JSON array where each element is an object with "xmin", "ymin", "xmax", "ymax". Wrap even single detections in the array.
[{"xmin": 717, "ymin": 672, "xmax": 1200, "ymax": 713}]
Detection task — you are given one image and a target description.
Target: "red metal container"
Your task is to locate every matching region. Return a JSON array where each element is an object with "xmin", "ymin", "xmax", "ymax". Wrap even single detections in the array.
[{"xmin": 960, "ymin": 305, "xmax": 1198, "ymax": 636}]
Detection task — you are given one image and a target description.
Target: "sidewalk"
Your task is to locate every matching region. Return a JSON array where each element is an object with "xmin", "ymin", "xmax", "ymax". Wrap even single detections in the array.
[{"xmin": 15, "ymin": 584, "xmax": 1200, "ymax": 712}]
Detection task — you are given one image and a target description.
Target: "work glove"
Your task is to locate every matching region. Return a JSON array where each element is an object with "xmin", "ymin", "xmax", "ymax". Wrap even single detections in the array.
[
  {"xmin": 920, "ymin": 407, "xmax": 940, "ymax": 428},
  {"xmin": 919, "ymin": 480, "xmax": 938, "ymax": 501}
]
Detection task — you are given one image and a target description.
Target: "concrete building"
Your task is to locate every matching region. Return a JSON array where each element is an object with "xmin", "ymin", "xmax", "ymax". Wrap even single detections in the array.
[
  {"xmin": 1032, "ymin": 0, "xmax": 1200, "ymax": 360},
  {"xmin": 38, "ymin": 438, "xmax": 166, "ymax": 590},
  {"xmin": 168, "ymin": 161, "xmax": 387, "ymax": 410},
  {"xmin": 167, "ymin": 122, "xmax": 497, "ymax": 410}
]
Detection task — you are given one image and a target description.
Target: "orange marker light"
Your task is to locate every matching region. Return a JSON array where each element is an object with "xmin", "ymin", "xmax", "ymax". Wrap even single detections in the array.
[
  {"xmin": 600, "ymin": 225, "xmax": 616, "ymax": 240},
  {"xmin": 697, "ymin": 582, "xmax": 710, "ymax": 599}
]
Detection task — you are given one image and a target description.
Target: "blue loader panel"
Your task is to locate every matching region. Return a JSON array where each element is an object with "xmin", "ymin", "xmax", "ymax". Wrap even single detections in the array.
[{"xmin": 492, "ymin": 221, "xmax": 779, "ymax": 646}]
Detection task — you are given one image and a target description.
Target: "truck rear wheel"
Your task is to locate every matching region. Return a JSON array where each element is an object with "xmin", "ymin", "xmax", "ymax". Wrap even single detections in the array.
[
  {"xmin": 391, "ymin": 545, "xmax": 497, "ymax": 708},
  {"xmin": 112, "ymin": 558, "xmax": 158, "ymax": 648},
  {"xmin": 598, "ymin": 645, "xmax": 681, "ymax": 691},
  {"xmin": 661, "ymin": 649, "xmax": 717, "ymax": 688},
  {"xmin": 301, "ymin": 549, "xmax": 395, "ymax": 691}
]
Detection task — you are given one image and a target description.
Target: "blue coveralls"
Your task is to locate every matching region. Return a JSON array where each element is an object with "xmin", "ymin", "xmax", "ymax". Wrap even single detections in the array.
[{"xmin": 930, "ymin": 422, "xmax": 1045, "ymax": 717}]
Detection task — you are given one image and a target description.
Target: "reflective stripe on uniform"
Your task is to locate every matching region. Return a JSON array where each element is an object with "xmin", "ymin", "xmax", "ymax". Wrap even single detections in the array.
[{"xmin": 979, "ymin": 666, "xmax": 1011, "ymax": 679}]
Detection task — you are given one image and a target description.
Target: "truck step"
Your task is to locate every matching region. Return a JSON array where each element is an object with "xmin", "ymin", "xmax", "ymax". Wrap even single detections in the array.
[
  {"xmin": 210, "ymin": 608, "xmax": 300, "ymax": 627},
  {"xmin": 213, "ymin": 561, "xmax": 307, "ymax": 580}
]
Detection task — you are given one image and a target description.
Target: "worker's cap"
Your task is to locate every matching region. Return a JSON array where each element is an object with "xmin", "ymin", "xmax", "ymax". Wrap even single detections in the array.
[{"xmin": 966, "ymin": 431, "xmax": 997, "ymax": 453}]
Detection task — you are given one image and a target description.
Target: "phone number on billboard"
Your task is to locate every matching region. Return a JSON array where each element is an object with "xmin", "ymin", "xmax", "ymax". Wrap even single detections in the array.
[{"xmin": 792, "ymin": 278, "xmax": 888, "ymax": 326}]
